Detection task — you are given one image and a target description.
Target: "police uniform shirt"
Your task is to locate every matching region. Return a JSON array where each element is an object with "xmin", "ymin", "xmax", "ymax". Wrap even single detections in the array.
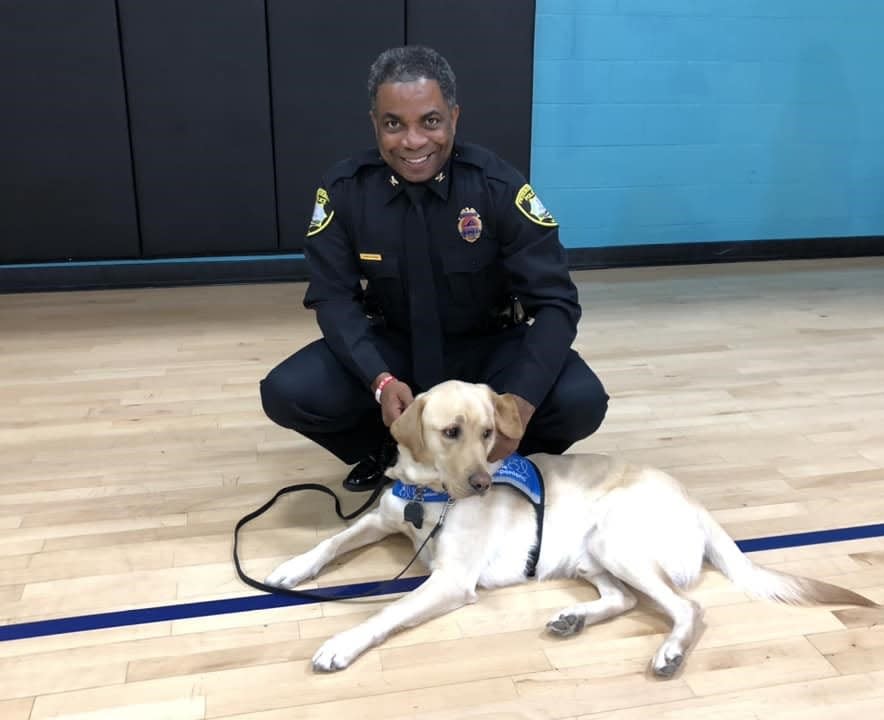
[{"xmin": 302, "ymin": 142, "xmax": 582, "ymax": 407}]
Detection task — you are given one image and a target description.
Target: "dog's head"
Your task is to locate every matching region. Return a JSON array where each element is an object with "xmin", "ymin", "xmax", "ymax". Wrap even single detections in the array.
[{"xmin": 387, "ymin": 380, "xmax": 524, "ymax": 500}]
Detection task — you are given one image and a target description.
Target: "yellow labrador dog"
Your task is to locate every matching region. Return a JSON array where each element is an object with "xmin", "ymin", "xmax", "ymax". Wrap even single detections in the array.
[{"xmin": 266, "ymin": 380, "xmax": 876, "ymax": 676}]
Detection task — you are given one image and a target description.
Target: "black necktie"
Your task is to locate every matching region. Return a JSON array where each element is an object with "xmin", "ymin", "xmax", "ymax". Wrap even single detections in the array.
[{"xmin": 403, "ymin": 183, "xmax": 444, "ymax": 390}]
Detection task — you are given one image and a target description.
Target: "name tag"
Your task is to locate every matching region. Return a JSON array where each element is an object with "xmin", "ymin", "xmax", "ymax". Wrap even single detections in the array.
[{"xmin": 359, "ymin": 252, "xmax": 383, "ymax": 261}]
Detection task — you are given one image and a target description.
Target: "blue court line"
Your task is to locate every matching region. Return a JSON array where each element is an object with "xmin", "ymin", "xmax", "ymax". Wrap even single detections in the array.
[
  {"xmin": 0, "ymin": 577, "xmax": 427, "ymax": 643},
  {"xmin": 737, "ymin": 522, "xmax": 884, "ymax": 553},
  {"xmin": 2, "ymin": 522, "xmax": 882, "ymax": 643}
]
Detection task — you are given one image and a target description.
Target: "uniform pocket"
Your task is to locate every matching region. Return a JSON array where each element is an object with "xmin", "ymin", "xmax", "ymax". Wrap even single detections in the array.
[{"xmin": 441, "ymin": 243, "xmax": 505, "ymax": 309}]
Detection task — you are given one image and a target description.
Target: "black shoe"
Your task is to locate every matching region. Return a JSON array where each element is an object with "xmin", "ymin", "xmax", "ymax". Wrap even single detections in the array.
[{"xmin": 343, "ymin": 437, "xmax": 398, "ymax": 492}]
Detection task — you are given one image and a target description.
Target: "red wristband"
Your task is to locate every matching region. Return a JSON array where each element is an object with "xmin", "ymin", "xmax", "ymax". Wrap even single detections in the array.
[{"xmin": 374, "ymin": 375, "xmax": 397, "ymax": 403}]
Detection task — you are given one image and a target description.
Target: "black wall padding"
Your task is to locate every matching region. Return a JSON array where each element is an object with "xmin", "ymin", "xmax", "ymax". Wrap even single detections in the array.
[
  {"xmin": 0, "ymin": 0, "xmax": 139, "ymax": 263},
  {"xmin": 269, "ymin": 0, "xmax": 405, "ymax": 251},
  {"xmin": 407, "ymin": 0, "xmax": 536, "ymax": 180},
  {"xmin": 118, "ymin": 0, "xmax": 277, "ymax": 257}
]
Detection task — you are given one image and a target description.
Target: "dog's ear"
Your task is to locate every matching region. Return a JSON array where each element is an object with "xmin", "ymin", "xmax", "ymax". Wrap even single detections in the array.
[
  {"xmin": 493, "ymin": 392, "xmax": 525, "ymax": 440},
  {"xmin": 390, "ymin": 395, "xmax": 431, "ymax": 464}
]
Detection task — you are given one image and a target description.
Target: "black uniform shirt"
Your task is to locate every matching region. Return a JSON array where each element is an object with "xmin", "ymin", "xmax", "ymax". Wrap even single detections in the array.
[{"xmin": 302, "ymin": 142, "xmax": 582, "ymax": 407}]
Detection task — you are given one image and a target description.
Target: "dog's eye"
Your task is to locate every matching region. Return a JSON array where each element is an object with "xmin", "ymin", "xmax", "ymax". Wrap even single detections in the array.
[
  {"xmin": 482, "ymin": 428, "xmax": 493, "ymax": 440},
  {"xmin": 443, "ymin": 426, "xmax": 460, "ymax": 440}
]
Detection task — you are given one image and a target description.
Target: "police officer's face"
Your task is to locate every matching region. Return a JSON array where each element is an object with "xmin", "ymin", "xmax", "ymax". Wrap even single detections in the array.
[{"xmin": 371, "ymin": 78, "xmax": 460, "ymax": 183}]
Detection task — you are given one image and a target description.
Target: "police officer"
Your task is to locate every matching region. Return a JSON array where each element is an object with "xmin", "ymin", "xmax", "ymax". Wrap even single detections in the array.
[{"xmin": 260, "ymin": 45, "xmax": 609, "ymax": 491}]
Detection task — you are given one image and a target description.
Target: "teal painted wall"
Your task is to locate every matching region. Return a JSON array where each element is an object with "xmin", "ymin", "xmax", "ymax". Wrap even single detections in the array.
[{"xmin": 531, "ymin": 0, "xmax": 884, "ymax": 249}]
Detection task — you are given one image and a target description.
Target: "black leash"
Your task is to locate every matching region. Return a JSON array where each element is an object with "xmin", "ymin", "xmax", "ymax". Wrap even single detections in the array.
[
  {"xmin": 234, "ymin": 458, "xmax": 548, "ymax": 600},
  {"xmin": 233, "ymin": 478, "xmax": 448, "ymax": 601}
]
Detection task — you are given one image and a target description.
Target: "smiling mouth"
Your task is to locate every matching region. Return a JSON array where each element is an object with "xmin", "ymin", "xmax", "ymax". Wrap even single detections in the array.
[{"xmin": 401, "ymin": 154, "xmax": 432, "ymax": 166}]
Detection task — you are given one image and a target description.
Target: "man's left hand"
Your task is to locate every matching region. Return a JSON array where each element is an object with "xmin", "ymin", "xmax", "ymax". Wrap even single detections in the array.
[{"xmin": 488, "ymin": 394, "xmax": 535, "ymax": 462}]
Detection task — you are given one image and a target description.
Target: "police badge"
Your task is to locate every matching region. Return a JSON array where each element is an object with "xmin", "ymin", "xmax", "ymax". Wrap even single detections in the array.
[{"xmin": 457, "ymin": 207, "xmax": 482, "ymax": 243}]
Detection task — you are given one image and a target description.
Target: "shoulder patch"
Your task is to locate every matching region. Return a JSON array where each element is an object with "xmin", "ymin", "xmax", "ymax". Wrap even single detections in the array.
[
  {"xmin": 515, "ymin": 184, "xmax": 558, "ymax": 227},
  {"xmin": 306, "ymin": 187, "xmax": 334, "ymax": 237}
]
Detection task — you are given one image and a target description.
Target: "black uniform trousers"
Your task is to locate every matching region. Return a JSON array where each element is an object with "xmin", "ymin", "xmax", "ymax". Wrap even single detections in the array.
[{"xmin": 260, "ymin": 324, "xmax": 609, "ymax": 466}]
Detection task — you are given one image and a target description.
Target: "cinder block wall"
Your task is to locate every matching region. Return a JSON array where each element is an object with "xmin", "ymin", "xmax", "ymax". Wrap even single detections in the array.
[{"xmin": 531, "ymin": 0, "xmax": 884, "ymax": 249}]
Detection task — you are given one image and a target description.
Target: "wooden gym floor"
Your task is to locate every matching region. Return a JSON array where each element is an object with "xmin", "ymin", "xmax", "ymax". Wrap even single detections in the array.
[{"xmin": 1, "ymin": 257, "xmax": 883, "ymax": 719}]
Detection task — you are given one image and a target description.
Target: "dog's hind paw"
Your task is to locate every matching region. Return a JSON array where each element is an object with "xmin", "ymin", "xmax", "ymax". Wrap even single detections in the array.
[
  {"xmin": 651, "ymin": 651, "xmax": 683, "ymax": 679},
  {"xmin": 546, "ymin": 613, "xmax": 586, "ymax": 637}
]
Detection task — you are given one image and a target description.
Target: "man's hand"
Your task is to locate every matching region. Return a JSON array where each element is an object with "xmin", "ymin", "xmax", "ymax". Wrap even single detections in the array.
[
  {"xmin": 380, "ymin": 380, "xmax": 414, "ymax": 426},
  {"xmin": 372, "ymin": 373, "xmax": 414, "ymax": 427},
  {"xmin": 488, "ymin": 394, "xmax": 535, "ymax": 462}
]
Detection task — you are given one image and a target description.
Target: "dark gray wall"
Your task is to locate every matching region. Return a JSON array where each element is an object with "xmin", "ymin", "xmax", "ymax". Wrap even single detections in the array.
[
  {"xmin": 0, "ymin": 0, "xmax": 139, "ymax": 263},
  {"xmin": 118, "ymin": 0, "xmax": 277, "ymax": 257}
]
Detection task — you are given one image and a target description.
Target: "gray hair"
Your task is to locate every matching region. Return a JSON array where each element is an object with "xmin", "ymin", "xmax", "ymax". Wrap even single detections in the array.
[{"xmin": 367, "ymin": 46, "xmax": 457, "ymax": 110}]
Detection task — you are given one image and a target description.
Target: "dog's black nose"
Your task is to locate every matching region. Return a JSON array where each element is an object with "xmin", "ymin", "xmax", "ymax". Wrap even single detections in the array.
[{"xmin": 468, "ymin": 471, "xmax": 492, "ymax": 494}]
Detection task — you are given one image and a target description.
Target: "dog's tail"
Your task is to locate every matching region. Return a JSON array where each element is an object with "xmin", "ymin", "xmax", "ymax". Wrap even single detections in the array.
[{"xmin": 699, "ymin": 507, "xmax": 877, "ymax": 608}]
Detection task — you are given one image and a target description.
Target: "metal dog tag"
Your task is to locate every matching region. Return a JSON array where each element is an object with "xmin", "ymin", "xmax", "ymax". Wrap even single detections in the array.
[{"xmin": 404, "ymin": 501, "xmax": 424, "ymax": 529}]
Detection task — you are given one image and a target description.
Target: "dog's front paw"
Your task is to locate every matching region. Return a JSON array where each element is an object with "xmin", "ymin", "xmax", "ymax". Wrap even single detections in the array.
[
  {"xmin": 265, "ymin": 554, "xmax": 317, "ymax": 589},
  {"xmin": 312, "ymin": 629, "xmax": 370, "ymax": 672}
]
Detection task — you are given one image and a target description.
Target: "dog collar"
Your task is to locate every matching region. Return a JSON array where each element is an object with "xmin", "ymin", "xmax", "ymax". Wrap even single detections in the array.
[
  {"xmin": 391, "ymin": 482, "xmax": 450, "ymax": 503},
  {"xmin": 391, "ymin": 453, "xmax": 542, "ymax": 504}
]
